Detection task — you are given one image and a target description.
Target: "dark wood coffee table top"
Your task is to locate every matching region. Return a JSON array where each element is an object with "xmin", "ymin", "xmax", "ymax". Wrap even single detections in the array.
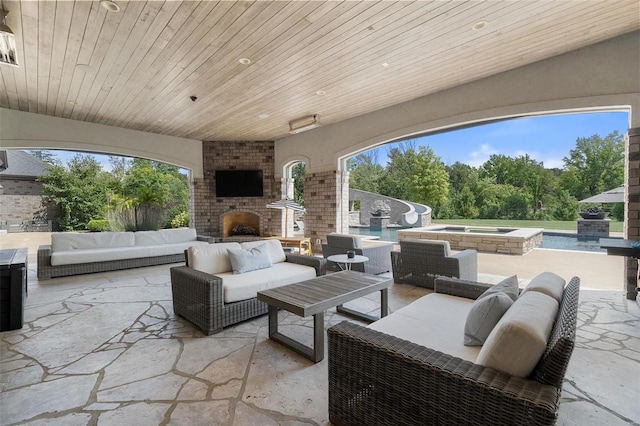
[{"xmin": 257, "ymin": 270, "xmax": 392, "ymax": 318}]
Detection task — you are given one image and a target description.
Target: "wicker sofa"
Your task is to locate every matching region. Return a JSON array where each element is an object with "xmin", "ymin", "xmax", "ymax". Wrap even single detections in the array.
[
  {"xmin": 37, "ymin": 228, "xmax": 213, "ymax": 280},
  {"xmin": 170, "ymin": 239, "xmax": 327, "ymax": 335},
  {"xmin": 328, "ymin": 273, "xmax": 580, "ymax": 426},
  {"xmin": 392, "ymin": 238, "xmax": 478, "ymax": 288}
]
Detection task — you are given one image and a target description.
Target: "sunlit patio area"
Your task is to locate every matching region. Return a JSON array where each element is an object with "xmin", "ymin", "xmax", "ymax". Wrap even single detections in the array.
[{"xmin": 1, "ymin": 233, "xmax": 638, "ymax": 425}]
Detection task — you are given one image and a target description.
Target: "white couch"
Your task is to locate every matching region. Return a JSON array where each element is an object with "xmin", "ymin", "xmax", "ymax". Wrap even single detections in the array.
[
  {"xmin": 170, "ymin": 239, "xmax": 327, "ymax": 335},
  {"xmin": 328, "ymin": 272, "xmax": 581, "ymax": 426},
  {"xmin": 37, "ymin": 228, "xmax": 212, "ymax": 279}
]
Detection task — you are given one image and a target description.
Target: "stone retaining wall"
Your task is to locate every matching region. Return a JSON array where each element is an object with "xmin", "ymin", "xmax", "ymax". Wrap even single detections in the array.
[{"xmin": 397, "ymin": 226, "xmax": 543, "ymax": 255}]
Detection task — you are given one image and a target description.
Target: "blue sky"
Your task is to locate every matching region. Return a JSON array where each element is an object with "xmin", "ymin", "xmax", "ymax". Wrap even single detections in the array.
[
  {"xmin": 47, "ymin": 111, "xmax": 629, "ymax": 171},
  {"xmin": 370, "ymin": 111, "xmax": 629, "ymax": 169}
]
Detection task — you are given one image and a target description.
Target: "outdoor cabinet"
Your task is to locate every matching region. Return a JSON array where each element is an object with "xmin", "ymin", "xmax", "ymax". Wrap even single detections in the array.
[{"xmin": 0, "ymin": 248, "xmax": 28, "ymax": 331}]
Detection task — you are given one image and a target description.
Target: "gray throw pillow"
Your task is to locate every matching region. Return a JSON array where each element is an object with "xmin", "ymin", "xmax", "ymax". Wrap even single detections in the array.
[
  {"xmin": 477, "ymin": 275, "xmax": 519, "ymax": 302},
  {"xmin": 227, "ymin": 244, "xmax": 272, "ymax": 275},
  {"xmin": 464, "ymin": 292, "xmax": 514, "ymax": 346}
]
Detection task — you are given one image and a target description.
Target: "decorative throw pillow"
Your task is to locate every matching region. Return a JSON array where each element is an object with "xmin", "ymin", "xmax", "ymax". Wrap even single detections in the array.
[
  {"xmin": 477, "ymin": 275, "xmax": 519, "ymax": 302},
  {"xmin": 227, "ymin": 244, "xmax": 272, "ymax": 275},
  {"xmin": 464, "ymin": 291, "xmax": 514, "ymax": 346}
]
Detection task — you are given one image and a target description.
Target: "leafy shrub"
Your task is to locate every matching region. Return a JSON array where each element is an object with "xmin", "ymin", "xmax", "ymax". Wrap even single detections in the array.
[
  {"xmin": 550, "ymin": 190, "xmax": 579, "ymax": 221},
  {"xmin": 87, "ymin": 219, "xmax": 109, "ymax": 232},
  {"xmin": 171, "ymin": 211, "xmax": 190, "ymax": 228},
  {"xmin": 611, "ymin": 202, "xmax": 625, "ymax": 221}
]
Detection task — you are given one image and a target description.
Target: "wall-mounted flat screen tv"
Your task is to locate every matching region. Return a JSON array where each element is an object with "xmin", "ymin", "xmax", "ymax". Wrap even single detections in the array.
[{"xmin": 215, "ymin": 170, "xmax": 264, "ymax": 197}]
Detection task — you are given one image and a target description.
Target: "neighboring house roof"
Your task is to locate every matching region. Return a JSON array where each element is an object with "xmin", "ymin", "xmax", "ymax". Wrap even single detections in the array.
[{"xmin": 0, "ymin": 150, "xmax": 48, "ymax": 180}]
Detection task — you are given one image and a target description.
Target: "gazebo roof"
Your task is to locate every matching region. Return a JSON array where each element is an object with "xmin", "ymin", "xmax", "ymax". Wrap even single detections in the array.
[{"xmin": 579, "ymin": 185, "xmax": 625, "ymax": 203}]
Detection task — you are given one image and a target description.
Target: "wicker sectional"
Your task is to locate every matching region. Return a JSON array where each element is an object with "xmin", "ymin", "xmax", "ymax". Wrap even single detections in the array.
[
  {"xmin": 328, "ymin": 275, "xmax": 580, "ymax": 426},
  {"xmin": 171, "ymin": 253, "xmax": 327, "ymax": 335}
]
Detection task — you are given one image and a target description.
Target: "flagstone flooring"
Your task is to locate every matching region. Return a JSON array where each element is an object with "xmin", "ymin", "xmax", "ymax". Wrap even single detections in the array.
[{"xmin": 1, "ymin": 263, "xmax": 639, "ymax": 425}]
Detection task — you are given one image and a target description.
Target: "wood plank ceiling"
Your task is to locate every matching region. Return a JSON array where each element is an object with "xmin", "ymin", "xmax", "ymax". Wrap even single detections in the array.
[{"xmin": 0, "ymin": 0, "xmax": 638, "ymax": 142}]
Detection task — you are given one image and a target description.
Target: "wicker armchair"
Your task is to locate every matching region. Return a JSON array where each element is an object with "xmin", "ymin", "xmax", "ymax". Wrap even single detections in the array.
[
  {"xmin": 328, "ymin": 275, "xmax": 580, "ymax": 426},
  {"xmin": 391, "ymin": 238, "xmax": 477, "ymax": 288},
  {"xmin": 322, "ymin": 233, "xmax": 394, "ymax": 275},
  {"xmin": 170, "ymin": 253, "xmax": 326, "ymax": 335}
]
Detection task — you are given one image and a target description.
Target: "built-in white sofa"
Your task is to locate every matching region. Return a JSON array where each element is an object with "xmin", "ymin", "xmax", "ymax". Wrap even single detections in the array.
[{"xmin": 37, "ymin": 228, "xmax": 212, "ymax": 280}]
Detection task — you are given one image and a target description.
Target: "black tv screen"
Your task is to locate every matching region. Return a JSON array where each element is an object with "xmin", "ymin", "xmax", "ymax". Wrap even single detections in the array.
[{"xmin": 215, "ymin": 170, "xmax": 264, "ymax": 197}]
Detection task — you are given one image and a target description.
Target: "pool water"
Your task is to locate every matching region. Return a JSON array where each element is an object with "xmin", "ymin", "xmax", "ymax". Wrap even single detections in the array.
[{"xmin": 349, "ymin": 227, "xmax": 618, "ymax": 253}]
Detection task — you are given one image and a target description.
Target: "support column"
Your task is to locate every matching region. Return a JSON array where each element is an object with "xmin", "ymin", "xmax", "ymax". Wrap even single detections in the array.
[
  {"xmin": 625, "ymin": 127, "xmax": 640, "ymax": 301},
  {"xmin": 304, "ymin": 170, "xmax": 349, "ymax": 254}
]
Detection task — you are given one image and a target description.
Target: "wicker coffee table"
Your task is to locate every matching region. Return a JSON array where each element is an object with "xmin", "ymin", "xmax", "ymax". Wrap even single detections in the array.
[{"xmin": 257, "ymin": 270, "xmax": 392, "ymax": 362}]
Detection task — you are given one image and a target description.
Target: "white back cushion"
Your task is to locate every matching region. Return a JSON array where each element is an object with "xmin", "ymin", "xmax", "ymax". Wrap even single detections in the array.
[
  {"xmin": 476, "ymin": 291, "xmax": 559, "ymax": 378},
  {"xmin": 187, "ymin": 242, "xmax": 241, "ymax": 275},
  {"xmin": 521, "ymin": 271, "xmax": 565, "ymax": 303},
  {"xmin": 51, "ymin": 232, "xmax": 135, "ymax": 252},
  {"xmin": 135, "ymin": 228, "xmax": 197, "ymax": 246},
  {"xmin": 241, "ymin": 239, "xmax": 286, "ymax": 263}
]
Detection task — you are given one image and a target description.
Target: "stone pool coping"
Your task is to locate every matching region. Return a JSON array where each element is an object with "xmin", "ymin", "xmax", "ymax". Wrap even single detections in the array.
[{"xmin": 397, "ymin": 225, "xmax": 544, "ymax": 255}]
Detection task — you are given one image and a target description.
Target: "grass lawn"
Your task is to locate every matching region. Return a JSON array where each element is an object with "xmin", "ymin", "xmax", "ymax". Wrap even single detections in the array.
[{"xmin": 432, "ymin": 218, "xmax": 624, "ymax": 233}]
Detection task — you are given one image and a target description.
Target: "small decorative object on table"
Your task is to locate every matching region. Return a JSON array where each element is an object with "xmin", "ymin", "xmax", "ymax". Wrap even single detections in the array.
[{"xmin": 347, "ymin": 250, "xmax": 355, "ymax": 259}]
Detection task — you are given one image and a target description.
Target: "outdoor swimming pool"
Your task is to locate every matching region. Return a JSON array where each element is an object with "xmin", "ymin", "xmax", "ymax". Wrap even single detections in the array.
[{"xmin": 349, "ymin": 227, "xmax": 618, "ymax": 253}]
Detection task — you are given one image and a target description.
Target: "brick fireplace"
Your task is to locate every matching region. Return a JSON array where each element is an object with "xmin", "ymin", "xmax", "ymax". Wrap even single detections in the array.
[{"xmin": 191, "ymin": 141, "xmax": 282, "ymax": 239}]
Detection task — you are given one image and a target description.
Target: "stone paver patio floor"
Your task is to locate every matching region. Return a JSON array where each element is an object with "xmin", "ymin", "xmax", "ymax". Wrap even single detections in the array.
[{"xmin": 1, "ymin": 262, "xmax": 639, "ymax": 425}]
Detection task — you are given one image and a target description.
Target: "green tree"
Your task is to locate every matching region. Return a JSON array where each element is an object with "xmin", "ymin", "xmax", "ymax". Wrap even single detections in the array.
[
  {"xmin": 562, "ymin": 131, "xmax": 625, "ymax": 199},
  {"xmin": 108, "ymin": 158, "xmax": 189, "ymax": 231},
  {"xmin": 292, "ymin": 162, "xmax": 306, "ymax": 206},
  {"xmin": 453, "ymin": 185, "xmax": 479, "ymax": 218},
  {"xmin": 409, "ymin": 146, "xmax": 450, "ymax": 206},
  {"xmin": 447, "ymin": 162, "xmax": 478, "ymax": 193},
  {"xmin": 480, "ymin": 154, "xmax": 547, "ymax": 211},
  {"xmin": 27, "ymin": 150, "xmax": 59, "ymax": 165},
  {"xmin": 549, "ymin": 190, "xmax": 579, "ymax": 221},
  {"xmin": 347, "ymin": 152, "xmax": 385, "ymax": 194},
  {"xmin": 39, "ymin": 155, "xmax": 114, "ymax": 231},
  {"xmin": 378, "ymin": 141, "xmax": 417, "ymax": 201}
]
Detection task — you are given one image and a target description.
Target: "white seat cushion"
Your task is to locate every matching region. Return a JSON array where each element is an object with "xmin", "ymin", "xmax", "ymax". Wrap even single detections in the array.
[
  {"xmin": 218, "ymin": 262, "xmax": 317, "ymax": 303},
  {"xmin": 368, "ymin": 293, "xmax": 481, "ymax": 363},
  {"xmin": 476, "ymin": 291, "xmax": 559, "ymax": 378},
  {"xmin": 51, "ymin": 246, "xmax": 150, "ymax": 266},
  {"xmin": 188, "ymin": 243, "xmax": 241, "ymax": 275}
]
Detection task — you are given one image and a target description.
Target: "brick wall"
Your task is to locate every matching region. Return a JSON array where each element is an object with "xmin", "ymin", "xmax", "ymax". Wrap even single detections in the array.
[
  {"xmin": 0, "ymin": 179, "xmax": 46, "ymax": 222},
  {"xmin": 304, "ymin": 170, "xmax": 349, "ymax": 253},
  {"xmin": 625, "ymin": 127, "xmax": 640, "ymax": 300},
  {"xmin": 191, "ymin": 141, "xmax": 281, "ymax": 238}
]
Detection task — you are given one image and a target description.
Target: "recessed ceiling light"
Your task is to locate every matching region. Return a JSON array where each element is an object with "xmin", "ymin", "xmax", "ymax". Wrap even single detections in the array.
[
  {"xmin": 382, "ymin": 63, "xmax": 390, "ymax": 67},
  {"xmin": 76, "ymin": 64, "xmax": 96, "ymax": 74},
  {"xmin": 238, "ymin": 58, "xmax": 251, "ymax": 65},
  {"xmin": 100, "ymin": 1, "xmax": 120, "ymax": 12},
  {"xmin": 316, "ymin": 90, "xmax": 326, "ymax": 95},
  {"xmin": 67, "ymin": 101, "xmax": 78, "ymax": 105},
  {"xmin": 258, "ymin": 114, "xmax": 269, "ymax": 119},
  {"xmin": 472, "ymin": 21, "xmax": 488, "ymax": 30},
  {"xmin": 157, "ymin": 118, "xmax": 167, "ymax": 122}
]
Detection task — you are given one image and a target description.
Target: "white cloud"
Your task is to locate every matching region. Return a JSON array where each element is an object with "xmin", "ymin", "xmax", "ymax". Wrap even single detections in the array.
[{"xmin": 466, "ymin": 144, "xmax": 498, "ymax": 167}]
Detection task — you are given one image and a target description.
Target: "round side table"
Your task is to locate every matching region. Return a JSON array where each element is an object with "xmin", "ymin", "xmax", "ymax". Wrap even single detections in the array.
[{"xmin": 326, "ymin": 254, "xmax": 369, "ymax": 271}]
